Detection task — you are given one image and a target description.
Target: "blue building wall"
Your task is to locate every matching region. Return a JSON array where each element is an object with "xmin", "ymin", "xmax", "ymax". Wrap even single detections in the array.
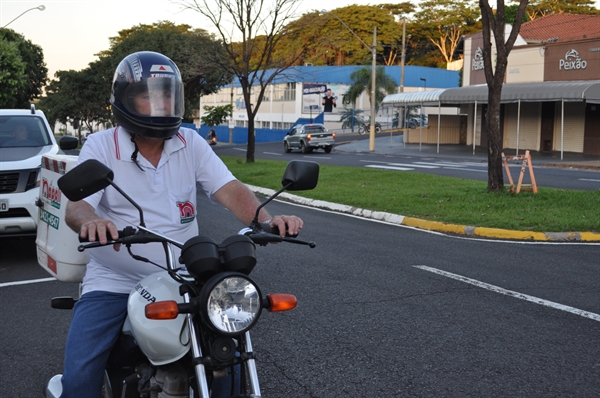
[{"xmin": 183, "ymin": 123, "xmax": 289, "ymax": 145}]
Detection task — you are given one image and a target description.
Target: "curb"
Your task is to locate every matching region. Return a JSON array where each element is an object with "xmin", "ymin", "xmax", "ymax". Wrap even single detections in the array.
[{"xmin": 247, "ymin": 185, "xmax": 600, "ymax": 243}]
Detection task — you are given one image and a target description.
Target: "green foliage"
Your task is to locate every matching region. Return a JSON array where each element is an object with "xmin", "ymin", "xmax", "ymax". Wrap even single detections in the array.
[
  {"xmin": 0, "ymin": 28, "xmax": 48, "ymax": 109},
  {"xmin": 220, "ymin": 156, "xmax": 600, "ymax": 233},
  {"xmin": 338, "ymin": 108, "xmax": 366, "ymax": 130},
  {"xmin": 201, "ymin": 104, "xmax": 233, "ymax": 127},
  {"xmin": 0, "ymin": 39, "xmax": 25, "ymax": 108},
  {"xmin": 345, "ymin": 66, "xmax": 398, "ymax": 108},
  {"xmin": 523, "ymin": 0, "xmax": 600, "ymax": 19},
  {"xmin": 38, "ymin": 63, "xmax": 113, "ymax": 133},
  {"xmin": 278, "ymin": 4, "xmax": 414, "ymax": 67},
  {"xmin": 411, "ymin": 0, "xmax": 481, "ymax": 66}
]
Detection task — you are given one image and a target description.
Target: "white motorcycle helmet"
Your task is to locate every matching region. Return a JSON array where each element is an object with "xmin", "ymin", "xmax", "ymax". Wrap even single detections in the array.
[{"xmin": 127, "ymin": 272, "xmax": 190, "ymax": 365}]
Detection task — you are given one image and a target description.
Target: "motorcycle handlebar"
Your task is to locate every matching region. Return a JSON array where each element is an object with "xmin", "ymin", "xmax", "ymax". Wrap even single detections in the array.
[{"xmin": 78, "ymin": 223, "xmax": 315, "ymax": 252}]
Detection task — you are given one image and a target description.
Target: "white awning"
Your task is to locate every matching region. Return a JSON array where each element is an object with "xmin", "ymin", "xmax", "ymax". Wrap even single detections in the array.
[
  {"xmin": 439, "ymin": 81, "xmax": 600, "ymax": 104},
  {"xmin": 381, "ymin": 90, "xmax": 445, "ymax": 106}
]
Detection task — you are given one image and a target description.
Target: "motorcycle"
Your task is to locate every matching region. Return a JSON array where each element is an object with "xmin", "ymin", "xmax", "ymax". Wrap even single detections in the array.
[
  {"xmin": 44, "ymin": 158, "xmax": 319, "ymax": 398},
  {"xmin": 358, "ymin": 122, "xmax": 381, "ymax": 135},
  {"xmin": 206, "ymin": 131, "xmax": 217, "ymax": 145}
]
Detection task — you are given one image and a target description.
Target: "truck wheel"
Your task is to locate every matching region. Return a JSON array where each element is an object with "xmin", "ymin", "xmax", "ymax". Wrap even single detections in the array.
[
  {"xmin": 301, "ymin": 141, "xmax": 311, "ymax": 154},
  {"xmin": 324, "ymin": 146, "xmax": 332, "ymax": 153},
  {"xmin": 284, "ymin": 142, "xmax": 292, "ymax": 153}
]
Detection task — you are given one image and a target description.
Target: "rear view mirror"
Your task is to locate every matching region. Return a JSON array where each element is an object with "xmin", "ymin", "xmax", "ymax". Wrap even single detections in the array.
[
  {"xmin": 282, "ymin": 160, "xmax": 319, "ymax": 191},
  {"xmin": 58, "ymin": 159, "xmax": 114, "ymax": 201}
]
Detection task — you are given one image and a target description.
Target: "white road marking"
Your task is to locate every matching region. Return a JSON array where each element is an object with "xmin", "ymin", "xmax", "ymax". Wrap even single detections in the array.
[
  {"xmin": 0, "ymin": 277, "xmax": 56, "ymax": 288},
  {"xmin": 443, "ymin": 167, "xmax": 488, "ymax": 173},
  {"xmin": 365, "ymin": 165, "xmax": 414, "ymax": 171},
  {"xmin": 262, "ymin": 152, "xmax": 282, "ymax": 156},
  {"xmin": 233, "ymin": 148, "xmax": 246, "ymax": 152},
  {"xmin": 580, "ymin": 178, "xmax": 600, "ymax": 182},
  {"xmin": 414, "ymin": 265, "xmax": 600, "ymax": 322}
]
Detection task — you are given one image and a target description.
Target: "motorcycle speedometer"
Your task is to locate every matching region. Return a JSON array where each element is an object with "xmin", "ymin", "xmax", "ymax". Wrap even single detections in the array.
[{"xmin": 200, "ymin": 272, "xmax": 263, "ymax": 335}]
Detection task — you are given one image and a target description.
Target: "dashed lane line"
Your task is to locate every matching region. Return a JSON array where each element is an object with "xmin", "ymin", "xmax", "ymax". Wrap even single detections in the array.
[
  {"xmin": 414, "ymin": 265, "xmax": 600, "ymax": 322},
  {"xmin": 0, "ymin": 277, "xmax": 56, "ymax": 288}
]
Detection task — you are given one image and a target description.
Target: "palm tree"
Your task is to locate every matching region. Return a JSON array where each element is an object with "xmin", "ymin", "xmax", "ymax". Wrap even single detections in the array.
[
  {"xmin": 338, "ymin": 108, "xmax": 365, "ymax": 132},
  {"xmin": 344, "ymin": 66, "xmax": 398, "ymax": 110}
]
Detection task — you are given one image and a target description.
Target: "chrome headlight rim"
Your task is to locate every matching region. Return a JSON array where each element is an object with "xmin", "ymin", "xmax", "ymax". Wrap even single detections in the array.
[{"xmin": 199, "ymin": 272, "xmax": 263, "ymax": 336}]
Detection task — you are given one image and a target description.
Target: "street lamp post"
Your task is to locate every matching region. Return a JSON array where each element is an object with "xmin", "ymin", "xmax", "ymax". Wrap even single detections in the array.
[
  {"xmin": 420, "ymin": 77, "xmax": 426, "ymax": 92},
  {"xmin": 2, "ymin": 5, "xmax": 45, "ymax": 28},
  {"xmin": 323, "ymin": 10, "xmax": 377, "ymax": 152}
]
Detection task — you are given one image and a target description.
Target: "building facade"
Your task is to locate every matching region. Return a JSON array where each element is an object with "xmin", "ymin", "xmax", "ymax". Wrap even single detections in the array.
[
  {"xmin": 459, "ymin": 14, "xmax": 600, "ymax": 155},
  {"xmin": 195, "ymin": 65, "xmax": 460, "ymax": 136}
]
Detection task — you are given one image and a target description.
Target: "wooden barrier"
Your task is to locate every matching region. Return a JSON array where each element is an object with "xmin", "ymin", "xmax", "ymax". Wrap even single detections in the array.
[{"xmin": 502, "ymin": 150, "xmax": 538, "ymax": 194}]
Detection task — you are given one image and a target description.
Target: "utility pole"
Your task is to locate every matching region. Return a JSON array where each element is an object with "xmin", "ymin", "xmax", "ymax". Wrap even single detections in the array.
[{"xmin": 400, "ymin": 17, "xmax": 406, "ymax": 93}]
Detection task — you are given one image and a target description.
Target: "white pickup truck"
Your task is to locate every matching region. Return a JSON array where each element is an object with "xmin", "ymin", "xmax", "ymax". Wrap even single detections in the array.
[{"xmin": 0, "ymin": 105, "xmax": 78, "ymax": 238}]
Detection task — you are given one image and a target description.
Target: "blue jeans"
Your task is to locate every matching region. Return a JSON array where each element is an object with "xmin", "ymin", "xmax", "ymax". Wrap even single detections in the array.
[{"xmin": 60, "ymin": 291, "xmax": 128, "ymax": 398}]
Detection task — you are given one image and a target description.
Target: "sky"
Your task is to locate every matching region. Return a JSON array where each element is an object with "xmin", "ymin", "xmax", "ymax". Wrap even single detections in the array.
[
  {"xmin": 2, "ymin": 0, "xmax": 599, "ymax": 81},
  {"xmin": 1, "ymin": 0, "xmax": 395, "ymax": 80}
]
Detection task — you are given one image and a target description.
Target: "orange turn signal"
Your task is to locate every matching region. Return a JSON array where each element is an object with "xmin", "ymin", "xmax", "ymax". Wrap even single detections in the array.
[
  {"xmin": 145, "ymin": 300, "xmax": 180, "ymax": 320},
  {"xmin": 267, "ymin": 294, "xmax": 297, "ymax": 312}
]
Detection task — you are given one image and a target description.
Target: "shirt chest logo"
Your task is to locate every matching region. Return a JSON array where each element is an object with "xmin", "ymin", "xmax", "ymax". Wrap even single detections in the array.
[{"xmin": 177, "ymin": 201, "xmax": 196, "ymax": 224}]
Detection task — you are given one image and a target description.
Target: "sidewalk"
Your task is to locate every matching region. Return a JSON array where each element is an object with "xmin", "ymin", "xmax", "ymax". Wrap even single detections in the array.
[{"xmin": 270, "ymin": 133, "xmax": 600, "ymax": 242}]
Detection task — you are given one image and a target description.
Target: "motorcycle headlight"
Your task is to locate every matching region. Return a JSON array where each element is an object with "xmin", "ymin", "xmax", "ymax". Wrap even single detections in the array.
[{"xmin": 200, "ymin": 272, "xmax": 262, "ymax": 336}]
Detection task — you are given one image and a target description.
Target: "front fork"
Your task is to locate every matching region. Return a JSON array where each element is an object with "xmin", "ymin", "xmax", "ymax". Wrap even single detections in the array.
[{"xmin": 185, "ymin": 300, "xmax": 263, "ymax": 397}]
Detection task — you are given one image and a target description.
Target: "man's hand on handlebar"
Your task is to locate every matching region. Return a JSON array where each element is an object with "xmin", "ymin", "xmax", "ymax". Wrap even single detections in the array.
[
  {"xmin": 80, "ymin": 218, "xmax": 121, "ymax": 251},
  {"xmin": 268, "ymin": 215, "xmax": 303, "ymax": 237}
]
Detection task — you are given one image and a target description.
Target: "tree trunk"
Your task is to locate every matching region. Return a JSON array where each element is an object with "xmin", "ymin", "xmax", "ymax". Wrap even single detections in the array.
[
  {"xmin": 486, "ymin": 84, "xmax": 504, "ymax": 191},
  {"xmin": 479, "ymin": 0, "xmax": 529, "ymax": 192},
  {"xmin": 246, "ymin": 114, "xmax": 255, "ymax": 163}
]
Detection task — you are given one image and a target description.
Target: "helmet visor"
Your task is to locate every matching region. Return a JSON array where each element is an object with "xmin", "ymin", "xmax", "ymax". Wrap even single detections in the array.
[{"xmin": 125, "ymin": 78, "xmax": 184, "ymax": 118}]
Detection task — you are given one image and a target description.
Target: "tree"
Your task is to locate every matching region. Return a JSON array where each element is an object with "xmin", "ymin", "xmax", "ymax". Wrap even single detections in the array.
[
  {"xmin": 412, "ymin": 0, "xmax": 481, "ymax": 67},
  {"xmin": 0, "ymin": 40, "xmax": 25, "ymax": 108},
  {"xmin": 522, "ymin": 0, "xmax": 599, "ymax": 20},
  {"xmin": 338, "ymin": 108, "xmax": 365, "ymax": 132},
  {"xmin": 0, "ymin": 28, "xmax": 48, "ymax": 109},
  {"xmin": 479, "ymin": 0, "xmax": 529, "ymax": 192},
  {"xmin": 344, "ymin": 66, "xmax": 398, "ymax": 110},
  {"xmin": 178, "ymin": 0, "xmax": 307, "ymax": 163},
  {"xmin": 201, "ymin": 104, "xmax": 233, "ymax": 128},
  {"xmin": 37, "ymin": 64, "xmax": 112, "ymax": 136}
]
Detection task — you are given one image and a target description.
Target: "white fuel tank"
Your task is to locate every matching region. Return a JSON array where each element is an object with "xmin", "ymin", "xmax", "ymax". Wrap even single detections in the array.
[{"xmin": 127, "ymin": 271, "xmax": 190, "ymax": 366}]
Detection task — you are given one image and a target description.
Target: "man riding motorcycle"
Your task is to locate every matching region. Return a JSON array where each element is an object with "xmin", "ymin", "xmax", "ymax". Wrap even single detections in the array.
[{"xmin": 58, "ymin": 51, "xmax": 303, "ymax": 398}]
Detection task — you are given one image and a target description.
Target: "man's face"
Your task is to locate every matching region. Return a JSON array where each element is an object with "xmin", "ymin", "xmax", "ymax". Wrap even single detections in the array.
[
  {"xmin": 133, "ymin": 89, "xmax": 173, "ymax": 116},
  {"xmin": 326, "ymin": 90, "xmax": 332, "ymax": 97}
]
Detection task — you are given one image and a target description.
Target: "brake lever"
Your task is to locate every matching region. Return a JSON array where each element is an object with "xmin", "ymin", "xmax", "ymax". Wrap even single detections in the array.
[
  {"xmin": 281, "ymin": 237, "xmax": 316, "ymax": 248},
  {"xmin": 77, "ymin": 240, "xmax": 121, "ymax": 252}
]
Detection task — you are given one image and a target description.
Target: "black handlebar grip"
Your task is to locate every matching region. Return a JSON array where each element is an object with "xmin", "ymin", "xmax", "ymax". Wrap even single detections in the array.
[{"xmin": 78, "ymin": 226, "xmax": 137, "ymax": 243}]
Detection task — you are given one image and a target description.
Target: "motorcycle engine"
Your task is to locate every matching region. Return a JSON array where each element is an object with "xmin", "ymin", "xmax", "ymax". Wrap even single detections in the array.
[{"xmin": 150, "ymin": 363, "xmax": 189, "ymax": 398}]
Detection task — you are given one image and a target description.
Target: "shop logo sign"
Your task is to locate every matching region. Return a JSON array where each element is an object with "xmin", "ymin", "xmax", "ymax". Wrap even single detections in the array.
[
  {"xmin": 559, "ymin": 49, "xmax": 587, "ymax": 71},
  {"xmin": 472, "ymin": 47, "xmax": 484, "ymax": 71}
]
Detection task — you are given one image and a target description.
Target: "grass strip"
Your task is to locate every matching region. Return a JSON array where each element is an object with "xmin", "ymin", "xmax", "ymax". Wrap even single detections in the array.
[{"xmin": 220, "ymin": 156, "xmax": 600, "ymax": 233}]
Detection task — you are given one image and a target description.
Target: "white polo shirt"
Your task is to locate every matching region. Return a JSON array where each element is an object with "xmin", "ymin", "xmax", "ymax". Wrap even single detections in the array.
[{"xmin": 77, "ymin": 126, "xmax": 236, "ymax": 294}]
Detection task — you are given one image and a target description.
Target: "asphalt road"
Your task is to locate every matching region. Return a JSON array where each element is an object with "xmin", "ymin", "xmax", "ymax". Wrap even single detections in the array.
[
  {"xmin": 1, "ymin": 190, "xmax": 599, "ymax": 397},
  {"xmin": 212, "ymin": 137, "xmax": 600, "ymax": 191}
]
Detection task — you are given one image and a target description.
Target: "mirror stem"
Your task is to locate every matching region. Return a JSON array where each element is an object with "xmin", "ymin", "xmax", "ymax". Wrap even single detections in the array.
[
  {"xmin": 251, "ymin": 182, "xmax": 293, "ymax": 228},
  {"xmin": 109, "ymin": 180, "xmax": 146, "ymax": 227}
]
